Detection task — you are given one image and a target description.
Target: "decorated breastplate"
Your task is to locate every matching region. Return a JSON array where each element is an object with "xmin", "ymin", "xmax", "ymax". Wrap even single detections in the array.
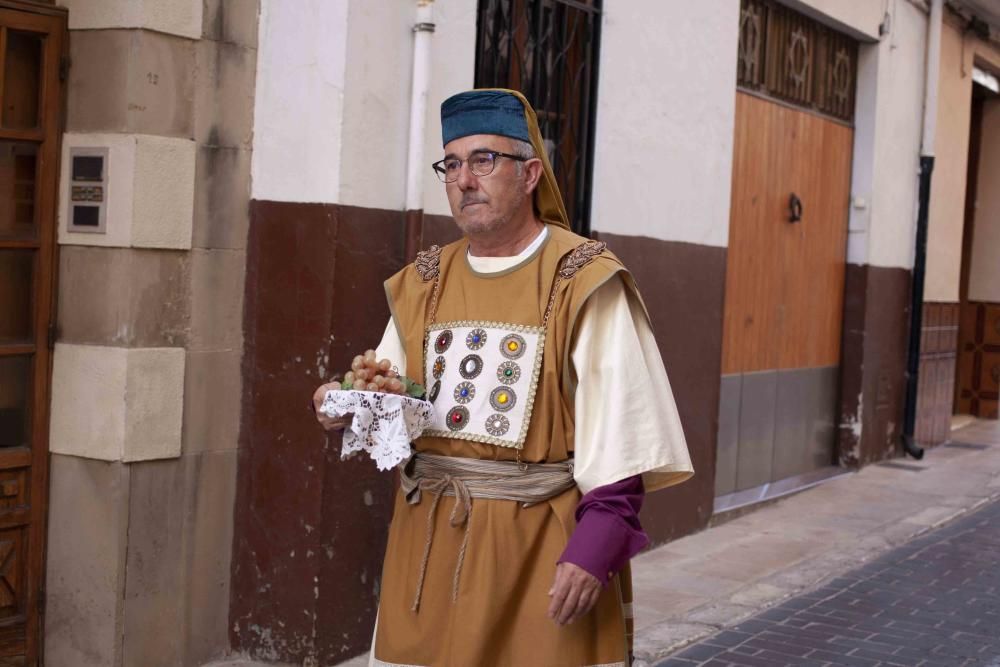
[
  {"xmin": 414, "ymin": 238, "xmax": 607, "ymax": 450},
  {"xmin": 423, "ymin": 322, "xmax": 545, "ymax": 448}
]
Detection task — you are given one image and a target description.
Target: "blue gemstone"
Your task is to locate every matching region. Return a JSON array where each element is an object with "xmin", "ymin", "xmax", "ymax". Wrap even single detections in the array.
[
  {"xmin": 473, "ymin": 335, "xmax": 480, "ymax": 343},
  {"xmin": 460, "ymin": 388, "xmax": 468, "ymax": 396}
]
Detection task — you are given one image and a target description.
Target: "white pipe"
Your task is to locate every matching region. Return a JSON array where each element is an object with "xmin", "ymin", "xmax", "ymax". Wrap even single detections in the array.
[
  {"xmin": 404, "ymin": 0, "xmax": 435, "ymax": 212},
  {"xmin": 921, "ymin": 0, "xmax": 943, "ymax": 157}
]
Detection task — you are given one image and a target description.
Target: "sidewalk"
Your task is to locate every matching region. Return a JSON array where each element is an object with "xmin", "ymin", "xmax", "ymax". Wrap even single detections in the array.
[{"xmin": 630, "ymin": 418, "xmax": 1000, "ymax": 666}]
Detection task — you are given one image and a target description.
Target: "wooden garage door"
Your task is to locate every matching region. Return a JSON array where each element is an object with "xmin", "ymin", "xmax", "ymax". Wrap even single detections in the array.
[{"xmin": 716, "ymin": 0, "xmax": 857, "ymax": 497}]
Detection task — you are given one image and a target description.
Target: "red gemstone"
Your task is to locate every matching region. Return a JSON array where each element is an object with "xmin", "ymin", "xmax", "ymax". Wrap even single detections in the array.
[{"xmin": 451, "ymin": 413, "xmax": 462, "ymax": 423}]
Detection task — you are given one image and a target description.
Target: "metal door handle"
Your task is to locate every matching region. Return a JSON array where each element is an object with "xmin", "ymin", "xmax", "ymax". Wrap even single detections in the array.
[{"xmin": 789, "ymin": 193, "xmax": 803, "ymax": 223}]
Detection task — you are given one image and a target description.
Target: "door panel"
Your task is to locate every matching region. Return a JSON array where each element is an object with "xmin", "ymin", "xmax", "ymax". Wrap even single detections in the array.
[
  {"xmin": 723, "ymin": 92, "xmax": 852, "ymax": 374},
  {"xmin": 719, "ymin": 91, "xmax": 853, "ymax": 493},
  {"xmin": 0, "ymin": 5, "xmax": 65, "ymax": 665}
]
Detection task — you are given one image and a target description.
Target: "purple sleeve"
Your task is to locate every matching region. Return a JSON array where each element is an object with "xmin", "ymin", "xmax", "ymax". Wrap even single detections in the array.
[{"xmin": 557, "ymin": 475, "xmax": 649, "ymax": 585}]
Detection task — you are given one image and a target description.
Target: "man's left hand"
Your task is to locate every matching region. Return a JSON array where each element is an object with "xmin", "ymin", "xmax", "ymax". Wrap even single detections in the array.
[{"xmin": 547, "ymin": 562, "xmax": 602, "ymax": 626}]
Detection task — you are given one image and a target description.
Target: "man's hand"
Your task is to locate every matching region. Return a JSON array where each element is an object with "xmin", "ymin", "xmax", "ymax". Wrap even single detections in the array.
[
  {"xmin": 547, "ymin": 562, "xmax": 602, "ymax": 626},
  {"xmin": 312, "ymin": 383, "xmax": 352, "ymax": 431}
]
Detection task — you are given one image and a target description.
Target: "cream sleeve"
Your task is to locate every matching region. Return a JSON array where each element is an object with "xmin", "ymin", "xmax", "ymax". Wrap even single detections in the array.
[
  {"xmin": 375, "ymin": 319, "xmax": 407, "ymax": 372},
  {"xmin": 570, "ymin": 274, "xmax": 695, "ymax": 495}
]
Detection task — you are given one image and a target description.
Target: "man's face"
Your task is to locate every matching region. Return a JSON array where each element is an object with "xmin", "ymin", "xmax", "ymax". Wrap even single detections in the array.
[{"xmin": 442, "ymin": 134, "xmax": 529, "ymax": 236}]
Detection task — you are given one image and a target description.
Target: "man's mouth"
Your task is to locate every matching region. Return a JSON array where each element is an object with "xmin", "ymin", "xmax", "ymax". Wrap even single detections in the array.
[{"xmin": 462, "ymin": 200, "xmax": 486, "ymax": 210}]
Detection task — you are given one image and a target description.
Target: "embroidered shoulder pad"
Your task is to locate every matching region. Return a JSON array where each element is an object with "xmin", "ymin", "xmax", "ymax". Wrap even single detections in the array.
[
  {"xmin": 415, "ymin": 245, "xmax": 442, "ymax": 282},
  {"xmin": 558, "ymin": 240, "xmax": 607, "ymax": 279}
]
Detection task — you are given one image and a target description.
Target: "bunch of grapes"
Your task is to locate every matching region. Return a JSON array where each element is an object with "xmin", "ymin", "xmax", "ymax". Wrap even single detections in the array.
[{"xmin": 327, "ymin": 349, "xmax": 406, "ymax": 394}]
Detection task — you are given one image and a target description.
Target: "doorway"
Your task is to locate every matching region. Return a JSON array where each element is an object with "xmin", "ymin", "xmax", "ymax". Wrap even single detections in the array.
[
  {"xmin": 955, "ymin": 75, "xmax": 1000, "ymax": 420},
  {"xmin": 0, "ymin": 4, "xmax": 65, "ymax": 664},
  {"xmin": 715, "ymin": 0, "xmax": 858, "ymax": 510}
]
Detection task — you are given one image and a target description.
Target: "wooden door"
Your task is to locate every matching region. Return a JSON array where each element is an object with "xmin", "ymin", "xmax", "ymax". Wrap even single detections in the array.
[
  {"xmin": 720, "ymin": 91, "xmax": 853, "ymax": 487},
  {"xmin": 0, "ymin": 5, "xmax": 65, "ymax": 664},
  {"xmin": 723, "ymin": 92, "xmax": 853, "ymax": 374}
]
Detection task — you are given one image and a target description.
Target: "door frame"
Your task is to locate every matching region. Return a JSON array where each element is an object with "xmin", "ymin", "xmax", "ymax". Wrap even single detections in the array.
[{"xmin": 0, "ymin": 1, "xmax": 66, "ymax": 663}]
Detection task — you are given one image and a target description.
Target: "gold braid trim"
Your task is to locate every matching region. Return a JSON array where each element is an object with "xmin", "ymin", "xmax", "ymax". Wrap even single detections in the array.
[
  {"xmin": 542, "ymin": 240, "xmax": 608, "ymax": 326},
  {"xmin": 415, "ymin": 245, "xmax": 442, "ymax": 281},
  {"xmin": 559, "ymin": 239, "xmax": 607, "ymax": 279}
]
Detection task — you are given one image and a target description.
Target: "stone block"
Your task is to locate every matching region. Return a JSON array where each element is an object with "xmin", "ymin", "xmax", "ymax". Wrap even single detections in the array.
[
  {"xmin": 192, "ymin": 146, "xmax": 251, "ymax": 250},
  {"xmin": 67, "ymin": 30, "xmax": 195, "ymax": 137},
  {"xmin": 50, "ymin": 344, "xmax": 185, "ymax": 461},
  {"xmin": 203, "ymin": 0, "xmax": 259, "ymax": 47},
  {"xmin": 188, "ymin": 249, "xmax": 245, "ymax": 352},
  {"xmin": 122, "ymin": 450, "xmax": 237, "ymax": 666},
  {"xmin": 57, "ymin": 246, "xmax": 190, "ymax": 347},
  {"xmin": 64, "ymin": 0, "xmax": 203, "ymax": 39},
  {"xmin": 44, "ymin": 455, "xmax": 130, "ymax": 667},
  {"xmin": 182, "ymin": 349, "xmax": 242, "ymax": 453},
  {"xmin": 194, "ymin": 40, "xmax": 256, "ymax": 149}
]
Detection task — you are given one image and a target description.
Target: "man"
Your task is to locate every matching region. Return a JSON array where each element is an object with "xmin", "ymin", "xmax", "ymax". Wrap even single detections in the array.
[{"xmin": 313, "ymin": 89, "xmax": 693, "ymax": 667}]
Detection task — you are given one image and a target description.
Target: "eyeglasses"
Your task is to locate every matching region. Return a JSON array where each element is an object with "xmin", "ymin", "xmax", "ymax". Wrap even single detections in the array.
[{"xmin": 431, "ymin": 150, "xmax": 529, "ymax": 183}]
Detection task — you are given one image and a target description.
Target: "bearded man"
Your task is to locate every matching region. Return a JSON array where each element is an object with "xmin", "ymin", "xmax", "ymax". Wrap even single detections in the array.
[{"xmin": 313, "ymin": 89, "xmax": 693, "ymax": 667}]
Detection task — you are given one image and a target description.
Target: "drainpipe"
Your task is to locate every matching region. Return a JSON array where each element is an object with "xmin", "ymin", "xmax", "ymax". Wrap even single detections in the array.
[
  {"xmin": 403, "ymin": 0, "xmax": 435, "ymax": 264},
  {"xmin": 901, "ymin": 0, "xmax": 943, "ymax": 459}
]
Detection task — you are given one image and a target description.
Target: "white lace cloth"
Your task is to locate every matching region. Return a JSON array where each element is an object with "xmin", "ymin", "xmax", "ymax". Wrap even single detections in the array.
[{"xmin": 319, "ymin": 390, "xmax": 434, "ymax": 471}]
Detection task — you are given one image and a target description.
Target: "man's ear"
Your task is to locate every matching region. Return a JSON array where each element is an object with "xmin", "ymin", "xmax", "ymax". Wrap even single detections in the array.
[{"xmin": 523, "ymin": 158, "xmax": 544, "ymax": 194}]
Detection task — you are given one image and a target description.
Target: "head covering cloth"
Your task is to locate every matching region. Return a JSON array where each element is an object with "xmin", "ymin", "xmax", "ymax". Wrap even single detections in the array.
[{"xmin": 440, "ymin": 88, "xmax": 570, "ymax": 231}]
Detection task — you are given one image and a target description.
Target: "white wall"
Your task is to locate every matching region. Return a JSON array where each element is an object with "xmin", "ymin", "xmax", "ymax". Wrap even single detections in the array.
[
  {"xmin": 589, "ymin": 0, "xmax": 740, "ymax": 247},
  {"xmin": 847, "ymin": 0, "xmax": 928, "ymax": 269},
  {"xmin": 250, "ymin": 0, "xmax": 350, "ymax": 203},
  {"xmin": 251, "ymin": 0, "xmax": 476, "ymax": 212}
]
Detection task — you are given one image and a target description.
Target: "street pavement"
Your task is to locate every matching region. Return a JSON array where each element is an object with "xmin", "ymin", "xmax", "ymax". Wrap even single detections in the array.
[
  {"xmin": 656, "ymin": 496, "xmax": 1000, "ymax": 666},
  {"xmin": 631, "ymin": 418, "xmax": 1000, "ymax": 666}
]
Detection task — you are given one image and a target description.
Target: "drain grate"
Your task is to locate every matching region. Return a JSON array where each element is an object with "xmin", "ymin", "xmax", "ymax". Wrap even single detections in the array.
[
  {"xmin": 943, "ymin": 441, "xmax": 990, "ymax": 450},
  {"xmin": 877, "ymin": 461, "xmax": 927, "ymax": 472}
]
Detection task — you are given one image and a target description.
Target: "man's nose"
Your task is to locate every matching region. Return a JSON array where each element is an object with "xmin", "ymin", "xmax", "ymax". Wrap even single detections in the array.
[{"xmin": 455, "ymin": 161, "xmax": 478, "ymax": 190}]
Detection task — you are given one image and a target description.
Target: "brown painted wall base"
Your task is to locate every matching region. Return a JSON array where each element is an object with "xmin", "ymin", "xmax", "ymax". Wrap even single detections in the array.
[
  {"xmin": 916, "ymin": 302, "xmax": 959, "ymax": 446},
  {"xmin": 232, "ymin": 201, "xmax": 405, "ymax": 664},
  {"xmin": 594, "ymin": 232, "xmax": 726, "ymax": 544},
  {"xmin": 837, "ymin": 263, "xmax": 913, "ymax": 466}
]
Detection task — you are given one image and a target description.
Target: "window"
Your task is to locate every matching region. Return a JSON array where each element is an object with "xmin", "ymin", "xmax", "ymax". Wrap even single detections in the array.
[
  {"xmin": 738, "ymin": 0, "xmax": 858, "ymax": 123},
  {"xmin": 475, "ymin": 0, "xmax": 602, "ymax": 235}
]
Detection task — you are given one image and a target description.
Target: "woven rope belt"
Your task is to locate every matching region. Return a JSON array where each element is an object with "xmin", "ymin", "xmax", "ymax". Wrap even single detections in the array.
[{"xmin": 399, "ymin": 452, "xmax": 576, "ymax": 611}]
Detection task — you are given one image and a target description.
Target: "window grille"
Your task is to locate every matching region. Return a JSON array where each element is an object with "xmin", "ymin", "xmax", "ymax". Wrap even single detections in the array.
[
  {"xmin": 738, "ymin": 0, "xmax": 857, "ymax": 123},
  {"xmin": 474, "ymin": 0, "xmax": 602, "ymax": 235}
]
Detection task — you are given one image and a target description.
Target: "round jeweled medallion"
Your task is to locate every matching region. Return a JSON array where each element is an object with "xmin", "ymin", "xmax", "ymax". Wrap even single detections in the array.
[
  {"xmin": 485, "ymin": 413, "xmax": 510, "ymax": 437},
  {"xmin": 428, "ymin": 379, "xmax": 441, "ymax": 403},
  {"xmin": 446, "ymin": 406, "xmax": 470, "ymax": 431},
  {"xmin": 500, "ymin": 333, "xmax": 526, "ymax": 360},
  {"xmin": 496, "ymin": 361, "xmax": 521, "ymax": 385},
  {"xmin": 453, "ymin": 381, "xmax": 476, "ymax": 404},
  {"xmin": 466, "ymin": 328, "xmax": 487, "ymax": 350},
  {"xmin": 434, "ymin": 330, "xmax": 453, "ymax": 354},
  {"xmin": 432, "ymin": 356, "xmax": 446, "ymax": 379},
  {"xmin": 459, "ymin": 354, "xmax": 484, "ymax": 379},
  {"xmin": 489, "ymin": 386, "xmax": 517, "ymax": 412}
]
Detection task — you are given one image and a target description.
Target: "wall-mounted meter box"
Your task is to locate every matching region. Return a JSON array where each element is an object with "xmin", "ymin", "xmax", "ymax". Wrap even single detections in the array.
[{"xmin": 67, "ymin": 147, "xmax": 107, "ymax": 233}]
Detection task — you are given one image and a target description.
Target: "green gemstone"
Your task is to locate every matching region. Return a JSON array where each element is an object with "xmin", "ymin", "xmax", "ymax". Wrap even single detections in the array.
[{"xmin": 504, "ymin": 369, "xmax": 513, "ymax": 376}]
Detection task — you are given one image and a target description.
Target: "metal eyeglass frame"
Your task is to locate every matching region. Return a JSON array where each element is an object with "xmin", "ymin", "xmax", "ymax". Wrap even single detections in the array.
[{"xmin": 431, "ymin": 150, "xmax": 530, "ymax": 183}]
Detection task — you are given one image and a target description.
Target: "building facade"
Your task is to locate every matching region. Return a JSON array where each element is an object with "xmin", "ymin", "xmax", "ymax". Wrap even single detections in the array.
[{"xmin": 0, "ymin": 0, "xmax": 992, "ymax": 664}]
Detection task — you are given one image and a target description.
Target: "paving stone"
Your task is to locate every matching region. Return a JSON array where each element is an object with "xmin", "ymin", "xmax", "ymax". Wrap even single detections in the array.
[{"xmin": 656, "ymin": 498, "xmax": 1000, "ymax": 667}]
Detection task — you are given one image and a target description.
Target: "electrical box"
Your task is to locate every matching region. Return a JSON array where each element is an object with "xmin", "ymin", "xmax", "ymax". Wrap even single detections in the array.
[{"xmin": 67, "ymin": 147, "xmax": 107, "ymax": 233}]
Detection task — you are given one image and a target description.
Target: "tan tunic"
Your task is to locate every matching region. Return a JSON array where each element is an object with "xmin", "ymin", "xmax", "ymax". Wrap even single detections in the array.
[{"xmin": 373, "ymin": 225, "xmax": 676, "ymax": 667}]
